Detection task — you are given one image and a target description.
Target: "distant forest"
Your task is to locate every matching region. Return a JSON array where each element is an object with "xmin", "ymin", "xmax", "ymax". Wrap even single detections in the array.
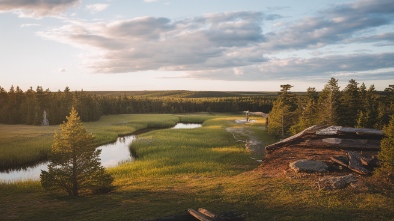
[
  {"xmin": 1, "ymin": 79, "xmax": 393, "ymax": 132},
  {"xmin": 0, "ymin": 86, "xmax": 274, "ymax": 125}
]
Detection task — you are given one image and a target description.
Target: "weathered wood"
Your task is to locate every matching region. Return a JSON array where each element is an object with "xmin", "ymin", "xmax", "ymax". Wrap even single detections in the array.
[
  {"xmin": 188, "ymin": 209, "xmax": 214, "ymax": 221},
  {"xmin": 198, "ymin": 208, "xmax": 217, "ymax": 219},
  {"xmin": 330, "ymin": 156, "xmax": 349, "ymax": 168},
  {"xmin": 347, "ymin": 151, "xmax": 370, "ymax": 175},
  {"xmin": 360, "ymin": 155, "xmax": 378, "ymax": 166},
  {"xmin": 265, "ymin": 125, "xmax": 326, "ymax": 153}
]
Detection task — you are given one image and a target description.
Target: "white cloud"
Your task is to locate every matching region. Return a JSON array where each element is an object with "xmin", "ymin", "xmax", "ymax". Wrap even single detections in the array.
[
  {"xmin": 86, "ymin": 4, "xmax": 109, "ymax": 13},
  {"xmin": 0, "ymin": 0, "xmax": 81, "ymax": 17},
  {"xmin": 20, "ymin": 23, "xmax": 40, "ymax": 28},
  {"xmin": 38, "ymin": 12, "xmax": 265, "ymax": 73}
]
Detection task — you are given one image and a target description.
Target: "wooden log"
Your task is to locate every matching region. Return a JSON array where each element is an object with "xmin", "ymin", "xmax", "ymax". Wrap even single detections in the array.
[
  {"xmin": 347, "ymin": 151, "xmax": 370, "ymax": 175},
  {"xmin": 331, "ymin": 154, "xmax": 370, "ymax": 175},
  {"xmin": 330, "ymin": 156, "xmax": 349, "ymax": 168},
  {"xmin": 198, "ymin": 208, "xmax": 217, "ymax": 219},
  {"xmin": 188, "ymin": 209, "xmax": 214, "ymax": 221},
  {"xmin": 265, "ymin": 125, "xmax": 326, "ymax": 153}
]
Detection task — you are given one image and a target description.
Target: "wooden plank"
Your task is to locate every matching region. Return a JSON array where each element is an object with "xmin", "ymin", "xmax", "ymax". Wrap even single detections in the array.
[
  {"xmin": 188, "ymin": 209, "xmax": 214, "ymax": 221},
  {"xmin": 198, "ymin": 208, "xmax": 217, "ymax": 219}
]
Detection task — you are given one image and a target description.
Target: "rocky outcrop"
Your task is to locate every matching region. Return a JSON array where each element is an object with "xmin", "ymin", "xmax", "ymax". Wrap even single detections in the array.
[{"xmin": 265, "ymin": 125, "xmax": 383, "ymax": 154}]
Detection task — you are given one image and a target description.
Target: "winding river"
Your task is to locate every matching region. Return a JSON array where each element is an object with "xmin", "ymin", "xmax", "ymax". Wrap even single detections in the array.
[{"xmin": 0, "ymin": 123, "xmax": 201, "ymax": 182}]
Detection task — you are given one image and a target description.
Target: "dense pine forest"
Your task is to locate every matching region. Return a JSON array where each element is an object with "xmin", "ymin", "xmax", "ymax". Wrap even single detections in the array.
[
  {"xmin": 267, "ymin": 78, "xmax": 394, "ymax": 137},
  {"xmin": 0, "ymin": 86, "xmax": 274, "ymax": 125}
]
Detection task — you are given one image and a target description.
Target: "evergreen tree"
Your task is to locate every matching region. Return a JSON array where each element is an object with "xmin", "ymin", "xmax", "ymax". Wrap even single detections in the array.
[
  {"xmin": 268, "ymin": 84, "xmax": 297, "ymax": 138},
  {"xmin": 340, "ymin": 79, "xmax": 360, "ymax": 127},
  {"xmin": 317, "ymin": 78, "xmax": 342, "ymax": 125},
  {"xmin": 40, "ymin": 107, "xmax": 113, "ymax": 196},
  {"xmin": 375, "ymin": 114, "xmax": 394, "ymax": 182},
  {"xmin": 290, "ymin": 87, "xmax": 319, "ymax": 134},
  {"xmin": 357, "ymin": 84, "xmax": 379, "ymax": 128}
]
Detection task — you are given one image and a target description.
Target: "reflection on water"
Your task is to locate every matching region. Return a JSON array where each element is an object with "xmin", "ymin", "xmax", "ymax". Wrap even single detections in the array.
[
  {"xmin": 0, "ymin": 135, "xmax": 136, "ymax": 182},
  {"xmin": 172, "ymin": 123, "xmax": 202, "ymax": 129}
]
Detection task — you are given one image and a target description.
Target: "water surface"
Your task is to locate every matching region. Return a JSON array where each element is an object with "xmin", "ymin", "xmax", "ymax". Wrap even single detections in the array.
[{"xmin": 0, "ymin": 135, "xmax": 136, "ymax": 182}]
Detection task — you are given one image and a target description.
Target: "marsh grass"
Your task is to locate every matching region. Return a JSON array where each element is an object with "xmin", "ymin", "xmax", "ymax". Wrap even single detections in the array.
[
  {"xmin": 0, "ymin": 114, "xmax": 180, "ymax": 169},
  {"xmin": 111, "ymin": 116, "xmax": 254, "ymax": 179}
]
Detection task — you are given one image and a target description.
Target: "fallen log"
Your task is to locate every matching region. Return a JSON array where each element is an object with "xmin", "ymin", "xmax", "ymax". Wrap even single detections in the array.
[
  {"xmin": 265, "ymin": 125, "xmax": 326, "ymax": 153},
  {"xmin": 347, "ymin": 151, "xmax": 370, "ymax": 175},
  {"xmin": 188, "ymin": 209, "xmax": 214, "ymax": 221},
  {"xmin": 330, "ymin": 153, "xmax": 370, "ymax": 175}
]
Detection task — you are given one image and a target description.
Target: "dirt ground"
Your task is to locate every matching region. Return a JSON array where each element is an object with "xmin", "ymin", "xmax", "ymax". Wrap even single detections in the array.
[
  {"xmin": 258, "ymin": 146, "xmax": 378, "ymax": 178},
  {"xmin": 227, "ymin": 121, "xmax": 379, "ymax": 179}
]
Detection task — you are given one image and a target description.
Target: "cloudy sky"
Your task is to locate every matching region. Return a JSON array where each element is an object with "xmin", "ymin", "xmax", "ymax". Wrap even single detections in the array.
[{"xmin": 0, "ymin": 0, "xmax": 393, "ymax": 91}]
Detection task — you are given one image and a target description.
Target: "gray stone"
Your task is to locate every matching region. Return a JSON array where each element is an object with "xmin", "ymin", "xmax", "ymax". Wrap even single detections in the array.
[
  {"xmin": 317, "ymin": 174, "xmax": 357, "ymax": 190},
  {"xmin": 289, "ymin": 160, "xmax": 329, "ymax": 173}
]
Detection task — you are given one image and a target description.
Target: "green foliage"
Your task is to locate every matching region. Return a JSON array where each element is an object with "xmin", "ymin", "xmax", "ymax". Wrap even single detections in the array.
[
  {"xmin": 376, "ymin": 114, "xmax": 394, "ymax": 181},
  {"xmin": 317, "ymin": 78, "xmax": 342, "ymax": 125},
  {"xmin": 40, "ymin": 107, "xmax": 113, "ymax": 196},
  {"xmin": 268, "ymin": 85, "xmax": 298, "ymax": 137}
]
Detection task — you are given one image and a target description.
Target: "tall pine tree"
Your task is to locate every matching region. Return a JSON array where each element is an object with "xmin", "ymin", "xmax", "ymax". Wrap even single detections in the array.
[
  {"xmin": 317, "ymin": 78, "xmax": 342, "ymax": 125},
  {"xmin": 40, "ymin": 107, "xmax": 113, "ymax": 196}
]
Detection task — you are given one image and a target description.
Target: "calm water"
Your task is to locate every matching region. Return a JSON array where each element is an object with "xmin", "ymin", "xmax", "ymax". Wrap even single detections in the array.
[
  {"xmin": 0, "ymin": 135, "xmax": 136, "ymax": 182},
  {"xmin": 171, "ymin": 123, "xmax": 202, "ymax": 129},
  {"xmin": 0, "ymin": 123, "xmax": 201, "ymax": 182}
]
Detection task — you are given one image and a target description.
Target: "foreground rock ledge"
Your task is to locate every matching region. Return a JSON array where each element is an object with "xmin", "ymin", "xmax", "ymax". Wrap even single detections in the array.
[{"xmin": 265, "ymin": 125, "xmax": 383, "ymax": 154}]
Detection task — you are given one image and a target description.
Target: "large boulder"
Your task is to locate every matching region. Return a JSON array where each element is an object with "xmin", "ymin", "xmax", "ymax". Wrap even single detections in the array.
[{"xmin": 289, "ymin": 159, "xmax": 329, "ymax": 173}]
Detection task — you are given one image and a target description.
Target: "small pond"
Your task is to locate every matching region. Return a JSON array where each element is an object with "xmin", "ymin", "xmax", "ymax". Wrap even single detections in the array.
[{"xmin": 0, "ymin": 123, "xmax": 202, "ymax": 182}]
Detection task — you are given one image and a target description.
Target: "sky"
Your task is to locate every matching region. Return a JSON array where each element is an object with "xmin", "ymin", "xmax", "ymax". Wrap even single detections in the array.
[{"xmin": 0, "ymin": 0, "xmax": 393, "ymax": 92}]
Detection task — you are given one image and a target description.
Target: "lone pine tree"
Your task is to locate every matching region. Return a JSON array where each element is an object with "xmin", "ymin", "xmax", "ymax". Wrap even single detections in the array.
[{"xmin": 40, "ymin": 107, "xmax": 113, "ymax": 196}]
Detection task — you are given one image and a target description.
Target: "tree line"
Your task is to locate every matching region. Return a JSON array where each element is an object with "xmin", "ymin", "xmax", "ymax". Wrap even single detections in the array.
[
  {"xmin": 268, "ymin": 78, "xmax": 394, "ymax": 138},
  {"xmin": 0, "ymin": 86, "xmax": 274, "ymax": 125}
]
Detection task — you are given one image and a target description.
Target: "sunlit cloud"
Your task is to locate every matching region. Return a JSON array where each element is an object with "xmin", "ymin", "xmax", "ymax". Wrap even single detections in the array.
[
  {"xmin": 35, "ymin": 0, "xmax": 394, "ymax": 84},
  {"xmin": 0, "ymin": 0, "xmax": 81, "ymax": 17}
]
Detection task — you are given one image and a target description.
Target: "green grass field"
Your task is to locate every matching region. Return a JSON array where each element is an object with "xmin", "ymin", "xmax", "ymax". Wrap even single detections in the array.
[{"xmin": 0, "ymin": 114, "xmax": 393, "ymax": 221}]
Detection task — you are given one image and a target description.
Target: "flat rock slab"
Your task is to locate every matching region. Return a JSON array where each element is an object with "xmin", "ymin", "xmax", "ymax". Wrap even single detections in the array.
[
  {"xmin": 316, "ymin": 126, "xmax": 383, "ymax": 136},
  {"xmin": 289, "ymin": 159, "xmax": 329, "ymax": 173},
  {"xmin": 317, "ymin": 174, "xmax": 357, "ymax": 190}
]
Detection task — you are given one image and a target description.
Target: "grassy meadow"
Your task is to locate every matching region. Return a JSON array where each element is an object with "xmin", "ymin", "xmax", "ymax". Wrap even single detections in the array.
[{"xmin": 0, "ymin": 114, "xmax": 393, "ymax": 220}]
